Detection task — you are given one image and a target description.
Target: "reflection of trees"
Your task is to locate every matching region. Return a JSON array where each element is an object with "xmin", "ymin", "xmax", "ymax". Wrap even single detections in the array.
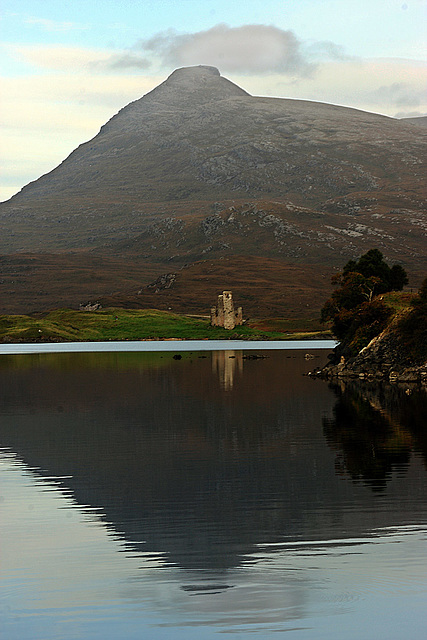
[{"xmin": 323, "ymin": 382, "xmax": 427, "ymax": 491}]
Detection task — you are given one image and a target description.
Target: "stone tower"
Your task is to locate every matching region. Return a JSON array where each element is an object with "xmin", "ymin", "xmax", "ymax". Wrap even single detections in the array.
[{"xmin": 210, "ymin": 291, "xmax": 243, "ymax": 330}]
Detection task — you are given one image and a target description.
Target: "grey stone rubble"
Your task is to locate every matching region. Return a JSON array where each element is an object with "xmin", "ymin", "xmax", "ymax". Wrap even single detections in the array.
[{"xmin": 79, "ymin": 302, "xmax": 102, "ymax": 311}]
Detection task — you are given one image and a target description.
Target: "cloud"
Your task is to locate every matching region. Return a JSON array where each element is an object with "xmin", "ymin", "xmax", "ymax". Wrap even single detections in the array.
[
  {"xmin": 10, "ymin": 44, "xmax": 115, "ymax": 72},
  {"xmin": 1, "ymin": 72, "xmax": 160, "ymax": 115},
  {"xmin": 139, "ymin": 24, "xmax": 316, "ymax": 76},
  {"xmin": 24, "ymin": 16, "xmax": 89, "ymax": 32},
  {"xmin": 304, "ymin": 40, "xmax": 354, "ymax": 62},
  {"xmin": 9, "ymin": 44, "xmax": 151, "ymax": 74},
  {"xmin": 367, "ymin": 82, "xmax": 425, "ymax": 107},
  {"xmin": 2, "ymin": 24, "xmax": 354, "ymax": 81},
  {"xmin": 92, "ymin": 53, "xmax": 152, "ymax": 72},
  {"xmin": 394, "ymin": 110, "xmax": 427, "ymax": 118}
]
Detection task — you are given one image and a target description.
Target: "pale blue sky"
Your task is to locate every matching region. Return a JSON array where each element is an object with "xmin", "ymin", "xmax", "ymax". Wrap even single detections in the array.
[
  {"xmin": 1, "ymin": 0, "xmax": 426, "ymax": 200},
  {"xmin": 2, "ymin": 0, "xmax": 425, "ymax": 57}
]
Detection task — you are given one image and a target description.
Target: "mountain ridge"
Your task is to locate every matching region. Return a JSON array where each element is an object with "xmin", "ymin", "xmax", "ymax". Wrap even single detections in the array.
[{"xmin": 4, "ymin": 66, "xmax": 425, "ymax": 215}]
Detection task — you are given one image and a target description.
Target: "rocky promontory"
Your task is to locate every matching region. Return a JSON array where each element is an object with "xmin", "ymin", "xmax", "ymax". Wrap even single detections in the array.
[{"xmin": 313, "ymin": 313, "xmax": 427, "ymax": 386}]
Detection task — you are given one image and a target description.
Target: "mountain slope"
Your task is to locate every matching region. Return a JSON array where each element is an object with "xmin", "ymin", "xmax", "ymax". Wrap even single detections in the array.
[
  {"xmin": 401, "ymin": 116, "xmax": 427, "ymax": 128},
  {"xmin": 1, "ymin": 65, "xmax": 425, "ymax": 255}
]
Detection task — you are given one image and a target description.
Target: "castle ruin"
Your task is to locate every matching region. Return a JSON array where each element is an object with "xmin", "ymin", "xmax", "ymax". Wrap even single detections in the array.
[{"xmin": 210, "ymin": 291, "xmax": 243, "ymax": 330}]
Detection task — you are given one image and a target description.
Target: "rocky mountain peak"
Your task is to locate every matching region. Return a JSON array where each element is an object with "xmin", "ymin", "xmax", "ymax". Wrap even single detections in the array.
[
  {"xmin": 168, "ymin": 65, "xmax": 221, "ymax": 79},
  {"xmin": 141, "ymin": 64, "xmax": 250, "ymax": 107}
]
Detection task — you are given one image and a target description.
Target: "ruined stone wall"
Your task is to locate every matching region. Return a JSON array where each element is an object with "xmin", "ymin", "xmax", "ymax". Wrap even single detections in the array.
[
  {"xmin": 210, "ymin": 291, "xmax": 243, "ymax": 330},
  {"xmin": 222, "ymin": 291, "xmax": 234, "ymax": 330}
]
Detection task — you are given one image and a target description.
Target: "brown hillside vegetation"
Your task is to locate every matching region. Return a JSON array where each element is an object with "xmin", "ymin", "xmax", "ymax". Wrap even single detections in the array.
[
  {"xmin": 0, "ymin": 253, "xmax": 163, "ymax": 315},
  {"xmin": 97, "ymin": 256, "xmax": 333, "ymax": 318},
  {"xmin": 0, "ymin": 253, "xmax": 332, "ymax": 318}
]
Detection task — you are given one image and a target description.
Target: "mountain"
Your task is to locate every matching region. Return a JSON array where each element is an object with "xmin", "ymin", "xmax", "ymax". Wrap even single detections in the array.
[
  {"xmin": 1, "ymin": 66, "xmax": 426, "ymax": 315},
  {"xmin": 401, "ymin": 116, "xmax": 427, "ymax": 128}
]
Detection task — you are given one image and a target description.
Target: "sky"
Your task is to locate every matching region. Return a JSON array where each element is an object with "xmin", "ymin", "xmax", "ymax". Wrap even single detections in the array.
[{"xmin": 1, "ymin": 0, "xmax": 426, "ymax": 202}]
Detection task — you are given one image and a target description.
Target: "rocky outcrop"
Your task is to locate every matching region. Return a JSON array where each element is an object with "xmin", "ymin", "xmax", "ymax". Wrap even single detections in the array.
[
  {"xmin": 79, "ymin": 301, "xmax": 102, "ymax": 311},
  {"xmin": 312, "ymin": 315, "xmax": 427, "ymax": 386},
  {"xmin": 144, "ymin": 273, "xmax": 176, "ymax": 293}
]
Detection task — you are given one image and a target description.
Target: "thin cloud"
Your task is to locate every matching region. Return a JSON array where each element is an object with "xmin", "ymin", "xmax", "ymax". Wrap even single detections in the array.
[
  {"xmin": 94, "ymin": 53, "xmax": 152, "ymax": 72},
  {"xmin": 9, "ymin": 44, "xmax": 151, "ymax": 74},
  {"xmin": 9, "ymin": 44, "xmax": 110, "ymax": 71},
  {"xmin": 368, "ymin": 82, "xmax": 424, "ymax": 107},
  {"xmin": 395, "ymin": 110, "xmax": 427, "ymax": 118},
  {"xmin": 304, "ymin": 41, "xmax": 354, "ymax": 62},
  {"xmin": 24, "ymin": 16, "xmax": 89, "ymax": 32},
  {"xmin": 139, "ymin": 24, "xmax": 316, "ymax": 76}
]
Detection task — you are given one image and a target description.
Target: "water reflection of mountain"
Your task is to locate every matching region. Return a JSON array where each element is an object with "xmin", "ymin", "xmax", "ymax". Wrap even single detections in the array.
[
  {"xmin": 1, "ymin": 350, "xmax": 427, "ymax": 572},
  {"xmin": 323, "ymin": 381, "xmax": 427, "ymax": 491}
]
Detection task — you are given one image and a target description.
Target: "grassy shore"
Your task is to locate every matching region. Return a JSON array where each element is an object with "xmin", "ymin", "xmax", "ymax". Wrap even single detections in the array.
[{"xmin": 0, "ymin": 308, "xmax": 332, "ymax": 343}]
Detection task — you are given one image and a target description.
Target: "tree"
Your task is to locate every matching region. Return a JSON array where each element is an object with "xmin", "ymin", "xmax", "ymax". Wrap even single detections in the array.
[
  {"xmin": 342, "ymin": 248, "xmax": 408, "ymax": 293},
  {"xmin": 389, "ymin": 264, "xmax": 409, "ymax": 291},
  {"xmin": 321, "ymin": 249, "xmax": 406, "ymax": 351}
]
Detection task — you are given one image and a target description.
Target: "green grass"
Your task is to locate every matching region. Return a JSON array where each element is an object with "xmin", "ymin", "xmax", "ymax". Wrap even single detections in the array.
[
  {"xmin": 381, "ymin": 290, "xmax": 415, "ymax": 313},
  {"xmin": 0, "ymin": 308, "xmax": 332, "ymax": 343}
]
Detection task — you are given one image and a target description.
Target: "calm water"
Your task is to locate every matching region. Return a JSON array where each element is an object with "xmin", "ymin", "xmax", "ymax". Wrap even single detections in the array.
[{"xmin": 1, "ymin": 344, "xmax": 426, "ymax": 639}]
